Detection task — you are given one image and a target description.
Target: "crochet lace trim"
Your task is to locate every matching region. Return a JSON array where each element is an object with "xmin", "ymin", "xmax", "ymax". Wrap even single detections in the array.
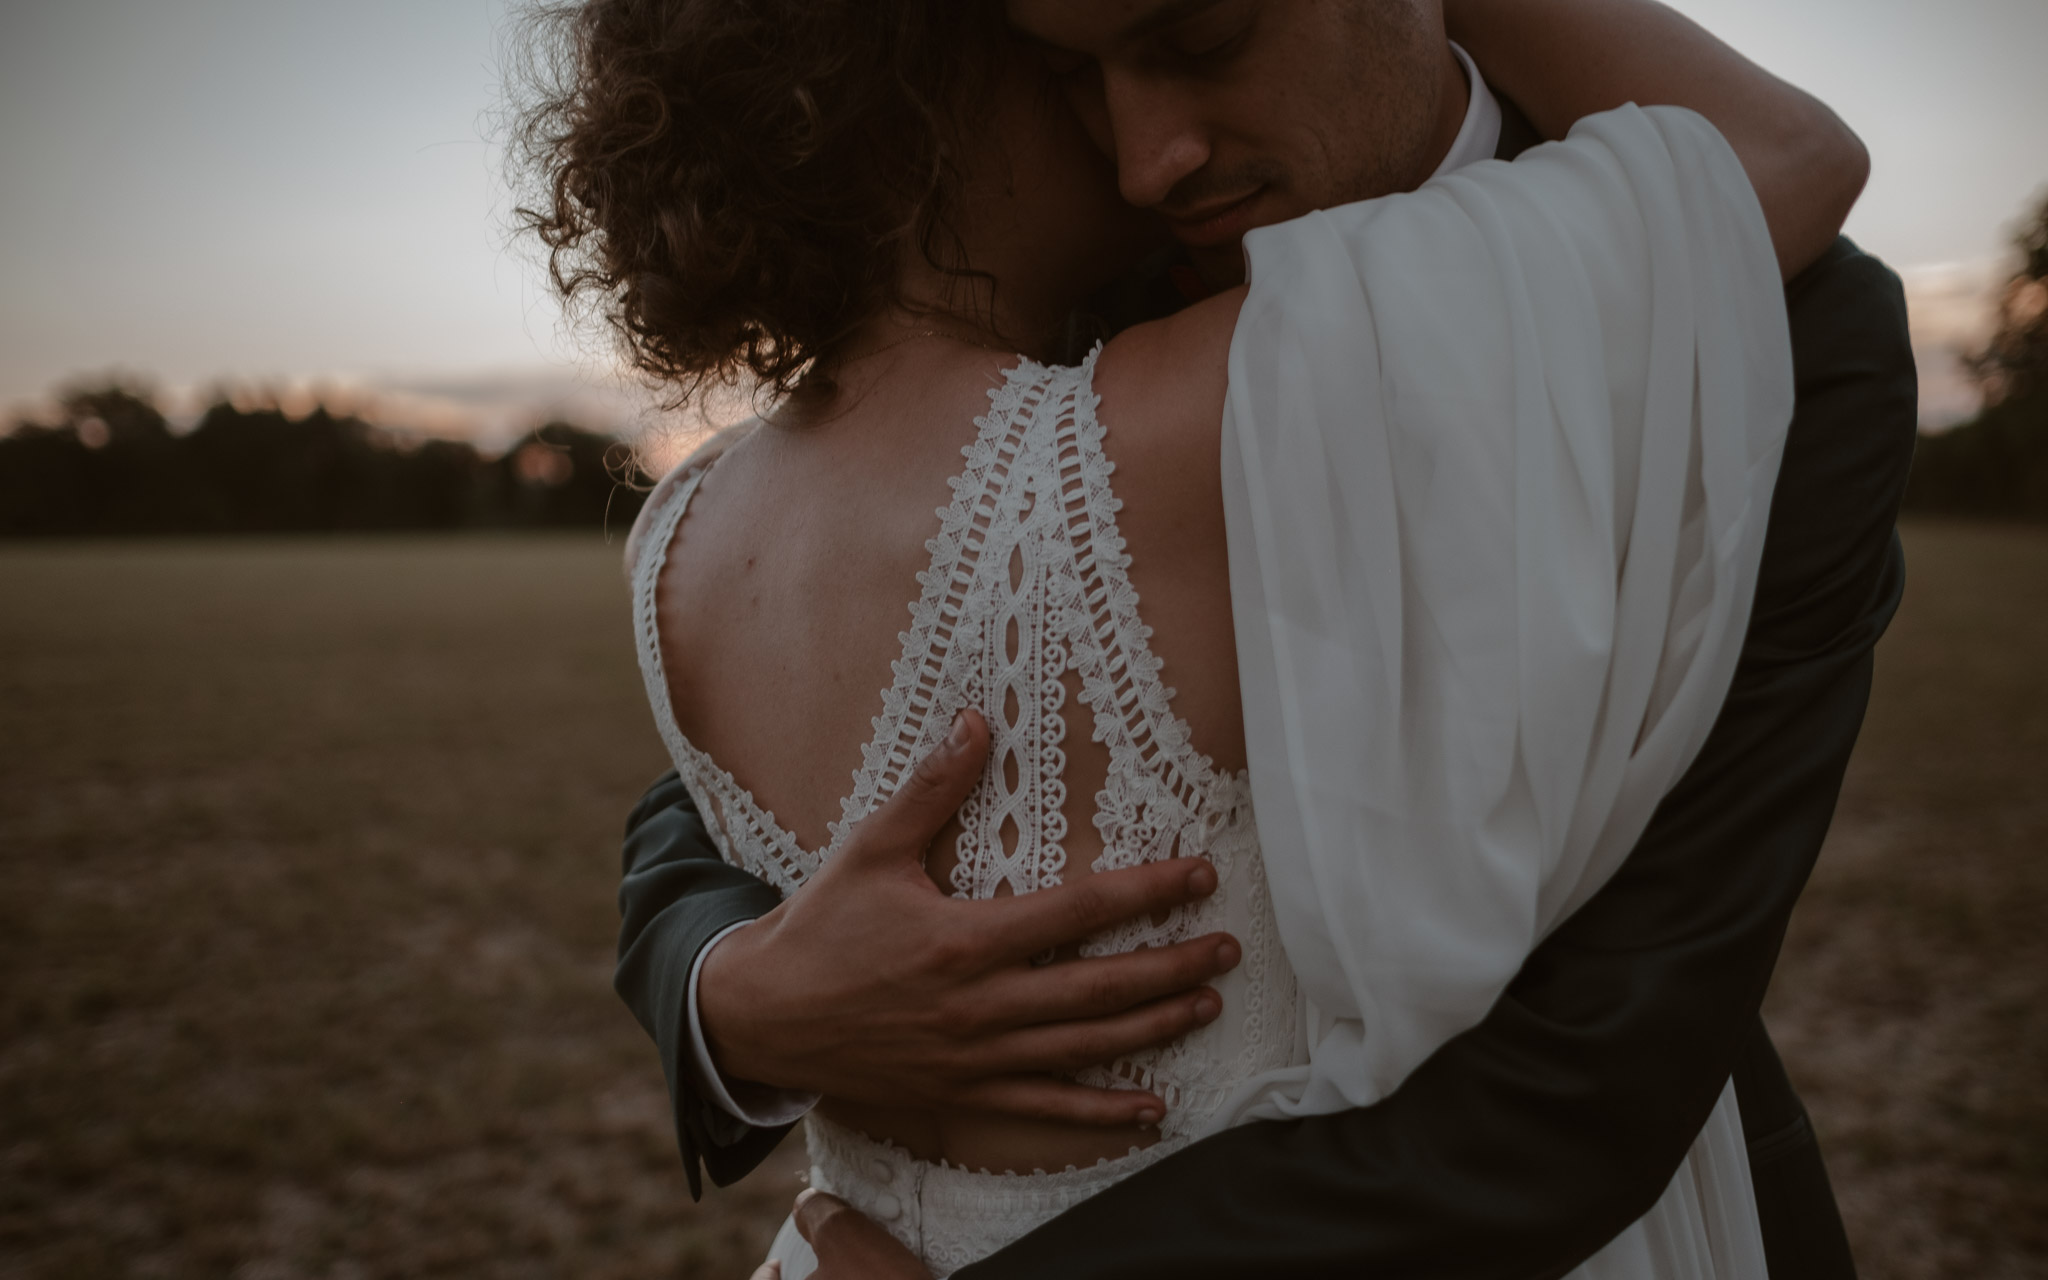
[{"xmin": 632, "ymin": 350, "xmax": 1294, "ymax": 1139}]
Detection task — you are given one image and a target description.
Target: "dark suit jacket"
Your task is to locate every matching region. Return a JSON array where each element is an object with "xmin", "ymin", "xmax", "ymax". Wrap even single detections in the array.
[{"xmin": 613, "ymin": 101, "xmax": 1918, "ymax": 1276}]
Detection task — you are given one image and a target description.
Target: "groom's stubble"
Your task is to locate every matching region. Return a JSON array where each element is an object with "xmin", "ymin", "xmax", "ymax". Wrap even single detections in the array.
[{"xmin": 1009, "ymin": 0, "xmax": 1463, "ymax": 285}]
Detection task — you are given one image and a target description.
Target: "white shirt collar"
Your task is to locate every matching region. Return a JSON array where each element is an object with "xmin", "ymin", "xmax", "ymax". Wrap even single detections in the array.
[{"xmin": 1431, "ymin": 42, "xmax": 1504, "ymax": 179}]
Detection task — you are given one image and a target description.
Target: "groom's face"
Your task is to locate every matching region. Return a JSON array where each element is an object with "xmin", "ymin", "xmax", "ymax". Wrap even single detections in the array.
[{"xmin": 1008, "ymin": 0, "xmax": 1462, "ymax": 284}]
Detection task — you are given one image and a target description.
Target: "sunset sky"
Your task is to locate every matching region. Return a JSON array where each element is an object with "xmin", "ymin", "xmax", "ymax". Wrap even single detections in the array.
[{"xmin": 2, "ymin": 0, "xmax": 2044, "ymax": 436}]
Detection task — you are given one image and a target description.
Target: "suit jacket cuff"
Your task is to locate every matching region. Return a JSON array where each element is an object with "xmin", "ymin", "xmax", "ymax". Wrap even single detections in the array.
[{"xmin": 687, "ymin": 921, "xmax": 821, "ymax": 1136}]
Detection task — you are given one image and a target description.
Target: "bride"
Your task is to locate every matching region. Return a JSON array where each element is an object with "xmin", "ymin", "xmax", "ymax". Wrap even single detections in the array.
[{"xmin": 517, "ymin": 0, "xmax": 1862, "ymax": 1274}]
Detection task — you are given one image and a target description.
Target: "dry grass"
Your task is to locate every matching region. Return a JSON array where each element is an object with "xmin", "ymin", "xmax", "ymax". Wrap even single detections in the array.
[
  {"xmin": 0, "ymin": 537, "xmax": 803, "ymax": 1280},
  {"xmin": 0, "ymin": 523, "xmax": 2041, "ymax": 1278},
  {"xmin": 1764, "ymin": 521, "xmax": 2048, "ymax": 1279}
]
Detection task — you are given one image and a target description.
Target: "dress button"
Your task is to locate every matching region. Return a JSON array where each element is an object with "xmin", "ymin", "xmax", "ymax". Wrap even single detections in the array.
[
  {"xmin": 870, "ymin": 1157, "xmax": 895, "ymax": 1184},
  {"xmin": 871, "ymin": 1192, "xmax": 903, "ymax": 1222}
]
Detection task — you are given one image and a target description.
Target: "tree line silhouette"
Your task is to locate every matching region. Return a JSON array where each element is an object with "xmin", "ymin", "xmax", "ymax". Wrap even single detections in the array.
[
  {"xmin": 4, "ymin": 192, "xmax": 2044, "ymax": 536},
  {"xmin": 0, "ymin": 386, "xmax": 651, "ymax": 537},
  {"xmin": 1904, "ymin": 191, "xmax": 2048, "ymax": 521}
]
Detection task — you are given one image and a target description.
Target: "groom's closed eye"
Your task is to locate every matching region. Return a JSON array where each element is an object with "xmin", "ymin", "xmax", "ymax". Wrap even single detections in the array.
[
  {"xmin": 1034, "ymin": 41, "xmax": 1096, "ymax": 84},
  {"xmin": 1019, "ymin": 0, "xmax": 1259, "ymax": 80},
  {"xmin": 1148, "ymin": 0, "xmax": 1259, "ymax": 69}
]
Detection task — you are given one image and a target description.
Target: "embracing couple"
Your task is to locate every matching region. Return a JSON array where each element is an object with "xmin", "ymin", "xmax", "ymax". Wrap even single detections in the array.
[{"xmin": 517, "ymin": 0, "xmax": 1916, "ymax": 1275}]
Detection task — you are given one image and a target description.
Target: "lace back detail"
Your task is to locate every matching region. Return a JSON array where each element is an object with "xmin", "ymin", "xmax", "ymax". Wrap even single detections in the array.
[
  {"xmin": 838, "ymin": 364, "xmax": 1073, "ymax": 895},
  {"xmin": 633, "ymin": 351, "xmax": 1293, "ymax": 1137},
  {"xmin": 631, "ymin": 466, "xmax": 824, "ymax": 892}
]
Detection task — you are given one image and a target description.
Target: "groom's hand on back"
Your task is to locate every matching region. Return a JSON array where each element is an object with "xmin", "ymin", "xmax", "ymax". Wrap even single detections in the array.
[{"xmin": 698, "ymin": 710, "xmax": 1239, "ymax": 1127}]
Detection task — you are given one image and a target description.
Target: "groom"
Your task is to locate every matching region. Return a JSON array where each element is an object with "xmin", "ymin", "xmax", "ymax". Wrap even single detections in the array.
[{"xmin": 613, "ymin": 2, "xmax": 1917, "ymax": 1276}]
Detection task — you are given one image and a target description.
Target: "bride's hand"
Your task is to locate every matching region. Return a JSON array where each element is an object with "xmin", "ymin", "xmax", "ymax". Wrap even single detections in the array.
[{"xmin": 748, "ymin": 1188, "xmax": 930, "ymax": 1280}]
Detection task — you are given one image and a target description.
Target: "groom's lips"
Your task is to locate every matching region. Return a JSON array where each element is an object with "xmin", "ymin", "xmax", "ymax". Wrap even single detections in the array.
[{"xmin": 1161, "ymin": 188, "xmax": 1269, "ymax": 249}]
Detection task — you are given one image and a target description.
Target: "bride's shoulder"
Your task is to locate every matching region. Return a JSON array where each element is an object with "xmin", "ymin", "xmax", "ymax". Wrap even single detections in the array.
[
  {"xmin": 621, "ymin": 419, "xmax": 759, "ymax": 582},
  {"xmin": 1090, "ymin": 284, "xmax": 1247, "ymax": 475}
]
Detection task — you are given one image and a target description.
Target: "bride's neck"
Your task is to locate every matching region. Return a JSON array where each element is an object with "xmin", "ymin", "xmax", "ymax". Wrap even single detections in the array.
[
  {"xmin": 779, "ymin": 295, "xmax": 1029, "ymax": 433},
  {"xmin": 884, "ymin": 236, "xmax": 1073, "ymax": 363},
  {"xmin": 811, "ymin": 243, "xmax": 1072, "ymax": 398}
]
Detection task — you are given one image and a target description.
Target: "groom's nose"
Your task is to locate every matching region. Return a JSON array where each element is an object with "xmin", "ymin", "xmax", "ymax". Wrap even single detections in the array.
[{"xmin": 1101, "ymin": 68, "xmax": 1212, "ymax": 210}]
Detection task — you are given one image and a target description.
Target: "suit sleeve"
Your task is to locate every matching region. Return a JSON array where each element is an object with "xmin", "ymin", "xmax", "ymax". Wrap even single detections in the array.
[
  {"xmin": 956, "ymin": 241, "xmax": 1916, "ymax": 1280},
  {"xmin": 615, "ymin": 770, "xmax": 790, "ymax": 1198}
]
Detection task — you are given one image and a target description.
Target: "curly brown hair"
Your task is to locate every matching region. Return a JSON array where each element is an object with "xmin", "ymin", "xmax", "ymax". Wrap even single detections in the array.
[{"xmin": 510, "ymin": 0, "xmax": 1006, "ymax": 405}]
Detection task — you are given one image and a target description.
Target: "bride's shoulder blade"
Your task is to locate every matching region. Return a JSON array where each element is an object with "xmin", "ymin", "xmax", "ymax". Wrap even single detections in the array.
[{"xmin": 620, "ymin": 419, "xmax": 759, "ymax": 582}]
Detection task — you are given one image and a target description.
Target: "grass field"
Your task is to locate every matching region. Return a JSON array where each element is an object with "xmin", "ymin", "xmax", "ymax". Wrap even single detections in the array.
[
  {"xmin": 1762, "ymin": 523, "xmax": 2048, "ymax": 1278},
  {"xmin": 1, "ymin": 524, "xmax": 2042, "ymax": 1279}
]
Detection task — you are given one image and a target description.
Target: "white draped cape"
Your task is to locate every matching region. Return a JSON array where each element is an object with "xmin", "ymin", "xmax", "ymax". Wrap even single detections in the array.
[{"xmin": 1214, "ymin": 105, "xmax": 1792, "ymax": 1278}]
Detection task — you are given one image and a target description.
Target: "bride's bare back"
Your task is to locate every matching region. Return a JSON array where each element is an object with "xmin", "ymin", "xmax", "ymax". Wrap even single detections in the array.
[{"xmin": 636, "ymin": 301, "xmax": 1265, "ymax": 1175}]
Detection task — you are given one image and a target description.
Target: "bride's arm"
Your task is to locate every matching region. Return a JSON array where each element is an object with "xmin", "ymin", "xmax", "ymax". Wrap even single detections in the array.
[{"xmin": 1446, "ymin": 0, "xmax": 1868, "ymax": 279}]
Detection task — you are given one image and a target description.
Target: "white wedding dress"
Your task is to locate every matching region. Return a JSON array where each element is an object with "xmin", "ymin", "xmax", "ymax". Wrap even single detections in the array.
[
  {"xmin": 634, "ymin": 349, "xmax": 1304, "ymax": 1277},
  {"xmin": 634, "ymin": 103, "xmax": 1788, "ymax": 1279}
]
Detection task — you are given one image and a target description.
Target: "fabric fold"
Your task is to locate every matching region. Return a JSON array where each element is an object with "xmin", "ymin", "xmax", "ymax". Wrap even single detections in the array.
[{"xmin": 1215, "ymin": 104, "xmax": 1790, "ymax": 1279}]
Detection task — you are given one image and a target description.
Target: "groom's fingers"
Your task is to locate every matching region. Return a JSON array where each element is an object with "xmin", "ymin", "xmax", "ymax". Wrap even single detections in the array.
[
  {"xmin": 956, "ymin": 1075, "xmax": 1171, "ymax": 1128},
  {"xmin": 978, "ymin": 988, "xmax": 1225, "ymax": 1076},
  {"xmin": 837, "ymin": 710, "xmax": 989, "ymax": 872},
  {"xmin": 977, "ymin": 857, "xmax": 1221, "ymax": 959},
  {"xmin": 970, "ymin": 932, "xmax": 1241, "ymax": 1028}
]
